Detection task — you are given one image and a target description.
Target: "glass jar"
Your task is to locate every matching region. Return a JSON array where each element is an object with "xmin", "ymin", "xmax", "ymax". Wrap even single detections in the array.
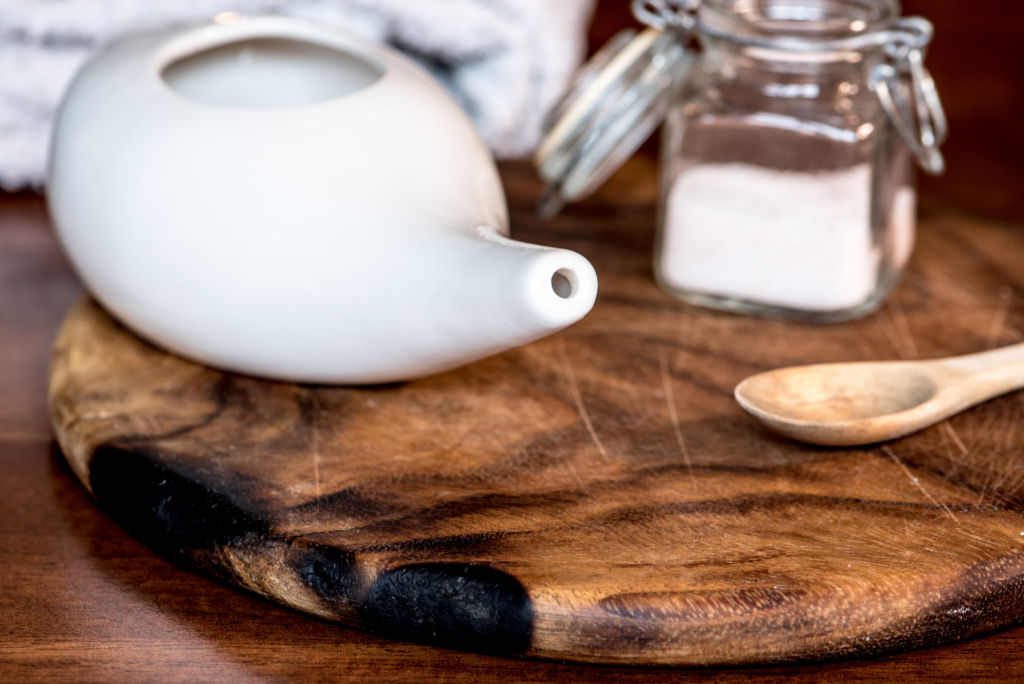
[{"xmin": 536, "ymin": 0, "xmax": 946, "ymax": 322}]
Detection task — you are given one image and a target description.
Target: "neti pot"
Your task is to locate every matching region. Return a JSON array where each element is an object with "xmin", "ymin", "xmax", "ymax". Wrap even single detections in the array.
[{"xmin": 537, "ymin": 0, "xmax": 947, "ymax": 322}]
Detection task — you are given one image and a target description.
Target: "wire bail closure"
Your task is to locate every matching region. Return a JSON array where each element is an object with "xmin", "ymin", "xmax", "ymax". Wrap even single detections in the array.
[
  {"xmin": 869, "ymin": 18, "xmax": 948, "ymax": 175},
  {"xmin": 631, "ymin": 0, "xmax": 700, "ymax": 32}
]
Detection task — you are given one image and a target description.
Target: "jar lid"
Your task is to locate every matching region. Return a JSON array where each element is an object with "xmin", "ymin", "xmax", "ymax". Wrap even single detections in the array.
[{"xmin": 534, "ymin": 27, "xmax": 693, "ymax": 217}]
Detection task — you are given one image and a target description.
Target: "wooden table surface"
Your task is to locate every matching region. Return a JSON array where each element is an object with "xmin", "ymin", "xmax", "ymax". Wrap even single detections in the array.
[
  {"xmin": 5, "ymin": 4, "xmax": 1024, "ymax": 675},
  {"xmin": 4, "ymin": 154, "xmax": 1024, "ymax": 680}
]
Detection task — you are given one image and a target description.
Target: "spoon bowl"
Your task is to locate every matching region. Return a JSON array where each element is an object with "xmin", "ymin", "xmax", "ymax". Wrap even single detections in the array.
[{"xmin": 735, "ymin": 342, "xmax": 1024, "ymax": 446}]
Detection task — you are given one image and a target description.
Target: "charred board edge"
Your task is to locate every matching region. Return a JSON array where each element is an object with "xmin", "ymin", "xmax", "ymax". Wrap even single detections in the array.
[
  {"xmin": 54, "ymin": 437, "xmax": 1024, "ymax": 666},
  {"xmin": 81, "ymin": 442, "xmax": 536, "ymax": 657}
]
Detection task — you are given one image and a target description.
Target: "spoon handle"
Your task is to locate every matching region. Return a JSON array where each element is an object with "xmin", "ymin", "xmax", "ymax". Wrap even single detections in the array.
[{"xmin": 940, "ymin": 341, "xmax": 1024, "ymax": 396}]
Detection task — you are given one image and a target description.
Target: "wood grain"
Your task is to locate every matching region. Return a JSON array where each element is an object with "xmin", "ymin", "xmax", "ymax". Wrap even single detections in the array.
[
  {"xmin": 47, "ymin": 168, "xmax": 1024, "ymax": 664},
  {"xmin": 5, "ymin": 162, "xmax": 1024, "ymax": 681}
]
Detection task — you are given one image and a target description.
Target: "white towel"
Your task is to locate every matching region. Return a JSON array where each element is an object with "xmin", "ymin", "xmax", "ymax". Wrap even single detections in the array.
[{"xmin": 0, "ymin": 0, "xmax": 594, "ymax": 190}]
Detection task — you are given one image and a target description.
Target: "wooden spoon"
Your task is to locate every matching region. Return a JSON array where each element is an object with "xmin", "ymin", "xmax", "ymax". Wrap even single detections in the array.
[{"xmin": 734, "ymin": 342, "xmax": 1024, "ymax": 446}]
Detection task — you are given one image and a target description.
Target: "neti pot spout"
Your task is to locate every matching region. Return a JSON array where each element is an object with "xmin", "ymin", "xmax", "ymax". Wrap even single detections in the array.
[
  {"xmin": 261, "ymin": 226, "xmax": 598, "ymax": 385},
  {"xmin": 455, "ymin": 225, "xmax": 598, "ymax": 335},
  {"xmin": 301, "ymin": 225, "xmax": 599, "ymax": 384}
]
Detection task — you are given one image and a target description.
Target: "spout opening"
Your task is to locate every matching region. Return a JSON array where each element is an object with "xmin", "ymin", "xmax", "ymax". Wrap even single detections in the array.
[
  {"xmin": 551, "ymin": 268, "xmax": 578, "ymax": 299},
  {"xmin": 470, "ymin": 226, "xmax": 598, "ymax": 334},
  {"xmin": 521, "ymin": 252, "xmax": 597, "ymax": 332}
]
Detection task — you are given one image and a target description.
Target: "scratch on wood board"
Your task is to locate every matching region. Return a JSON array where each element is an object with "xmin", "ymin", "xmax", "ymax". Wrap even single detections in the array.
[
  {"xmin": 985, "ymin": 286, "xmax": 1013, "ymax": 348},
  {"xmin": 959, "ymin": 394, "xmax": 1024, "ymax": 508},
  {"xmin": 659, "ymin": 347, "xmax": 695, "ymax": 483},
  {"xmin": 942, "ymin": 421, "xmax": 970, "ymax": 460},
  {"xmin": 883, "ymin": 446, "xmax": 959, "ymax": 524},
  {"xmin": 886, "ymin": 297, "xmax": 920, "ymax": 360},
  {"xmin": 557, "ymin": 337, "xmax": 609, "ymax": 461}
]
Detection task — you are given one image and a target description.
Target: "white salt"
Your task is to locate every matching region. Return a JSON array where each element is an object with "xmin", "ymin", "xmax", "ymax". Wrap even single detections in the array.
[
  {"xmin": 889, "ymin": 185, "xmax": 917, "ymax": 271},
  {"xmin": 659, "ymin": 163, "xmax": 893, "ymax": 312}
]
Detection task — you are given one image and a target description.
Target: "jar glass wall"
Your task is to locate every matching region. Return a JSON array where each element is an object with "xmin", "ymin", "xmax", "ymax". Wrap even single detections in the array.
[{"xmin": 655, "ymin": 0, "xmax": 916, "ymax": 321}]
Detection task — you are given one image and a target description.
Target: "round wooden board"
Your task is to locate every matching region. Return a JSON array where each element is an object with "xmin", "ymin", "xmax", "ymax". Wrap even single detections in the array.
[{"xmin": 48, "ymin": 205, "xmax": 1024, "ymax": 666}]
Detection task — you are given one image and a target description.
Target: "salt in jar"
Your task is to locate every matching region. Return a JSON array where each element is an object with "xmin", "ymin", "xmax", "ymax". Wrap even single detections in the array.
[{"xmin": 536, "ymin": 0, "xmax": 946, "ymax": 322}]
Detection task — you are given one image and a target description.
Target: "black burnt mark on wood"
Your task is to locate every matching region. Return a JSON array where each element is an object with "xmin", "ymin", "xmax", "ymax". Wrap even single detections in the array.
[
  {"xmin": 361, "ymin": 563, "xmax": 532, "ymax": 655},
  {"xmin": 290, "ymin": 542, "xmax": 357, "ymax": 607},
  {"xmin": 89, "ymin": 444, "xmax": 268, "ymax": 554}
]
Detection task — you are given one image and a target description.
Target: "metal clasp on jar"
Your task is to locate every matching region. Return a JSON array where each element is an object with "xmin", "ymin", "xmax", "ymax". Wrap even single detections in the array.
[
  {"xmin": 632, "ymin": 0, "xmax": 700, "ymax": 32},
  {"xmin": 869, "ymin": 17, "xmax": 949, "ymax": 175}
]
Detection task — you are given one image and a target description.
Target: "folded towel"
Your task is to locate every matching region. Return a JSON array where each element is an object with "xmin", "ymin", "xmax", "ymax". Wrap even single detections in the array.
[{"xmin": 0, "ymin": 0, "xmax": 594, "ymax": 190}]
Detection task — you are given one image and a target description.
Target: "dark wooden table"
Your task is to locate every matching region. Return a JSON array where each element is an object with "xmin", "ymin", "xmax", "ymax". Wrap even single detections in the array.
[{"xmin": 5, "ymin": 154, "xmax": 1024, "ymax": 680}]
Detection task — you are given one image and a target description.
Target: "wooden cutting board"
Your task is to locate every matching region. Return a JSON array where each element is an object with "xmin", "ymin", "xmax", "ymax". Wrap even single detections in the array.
[{"xmin": 48, "ymin": 200, "xmax": 1024, "ymax": 666}]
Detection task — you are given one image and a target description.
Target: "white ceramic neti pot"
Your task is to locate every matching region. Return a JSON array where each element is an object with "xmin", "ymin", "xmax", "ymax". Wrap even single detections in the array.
[{"xmin": 48, "ymin": 15, "xmax": 598, "ymax": 384}]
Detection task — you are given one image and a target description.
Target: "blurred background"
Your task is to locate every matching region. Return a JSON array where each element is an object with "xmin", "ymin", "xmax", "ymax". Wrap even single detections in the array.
[
  {"xmin": 588, "ymin": 0, "xmax": 1024, "ymax": 223},
  {"xmin": 2, "ymin": 0, "xmax": 1021, "ymax": 224}
]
